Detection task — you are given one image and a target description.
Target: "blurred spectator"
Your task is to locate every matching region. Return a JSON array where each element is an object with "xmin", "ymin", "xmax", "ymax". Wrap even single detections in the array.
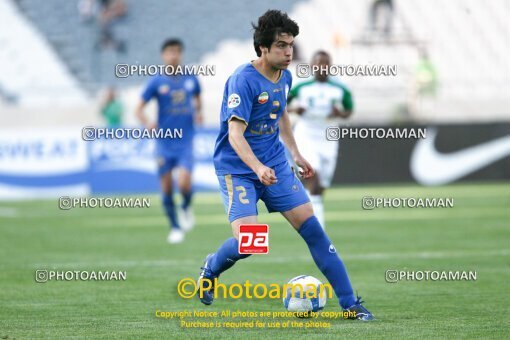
[
  {"xmin": 78, "ymin": 0, "xmax": 97, "ymax": 23},
  {"xmin": 405, "ymin": 47, "xmax": 438, "ymax": 119},
  {"xmin": 369, "ymin": 0, "xmax": 394, "ymax": 38},
  {"xmin": 100, "ymin": 87, "xmax": 123, "ymax": 126},
  {"xmin": 415, "ymin": 48, "xmax": 438, "ymax": 96},
  {"xmin": 99, "ymin": 0, "xmax": 126, "ymax": 24},
  {"xmin": 97, "ymin": 0, "xmax": 127, "ymax": 52}
]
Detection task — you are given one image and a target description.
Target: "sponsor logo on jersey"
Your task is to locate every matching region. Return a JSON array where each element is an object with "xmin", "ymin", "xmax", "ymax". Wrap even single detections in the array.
[
  {"xmin": 158, "ymin": 85, "xmax": 170, "ymax": 94},
  {"xmin": 270, "ymin": 100, "xmax": 280, "ymax": 119},
  {"xmin": 227, "ymin": 93, "xmax": 241, "ymax": 108},
  {"xmin": 258, "ymin": 91, "xmax": 269, "ymax": 104},
  {"xmin": 329, "ymin": 244, "xmax": 337, "ymax": 253},
  {"xmin": 249, "ymin": 122, "xmax": 277, "ymax": 135}
]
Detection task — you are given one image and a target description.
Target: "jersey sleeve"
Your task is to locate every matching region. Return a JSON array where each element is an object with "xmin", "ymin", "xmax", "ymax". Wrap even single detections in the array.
[
  {"xmin": 141, "ymin": 77, "xmax": 158, "ymax": 102},
  {"xmin": 226, "ymin": 75, "xmax": 253, "ymax": 125},
  {"xmin": 341, "ymin": 87, "xmax": 354, "ymax": 111},
  {"xmin": 287, "ymin": 81, "xmax": 299, "ymax": 103}
]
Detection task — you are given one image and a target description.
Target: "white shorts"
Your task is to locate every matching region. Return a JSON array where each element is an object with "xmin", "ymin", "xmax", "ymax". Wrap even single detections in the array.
[{"xmin": 294, "ymin": 121, "xmax": 339, "ymax": 188}]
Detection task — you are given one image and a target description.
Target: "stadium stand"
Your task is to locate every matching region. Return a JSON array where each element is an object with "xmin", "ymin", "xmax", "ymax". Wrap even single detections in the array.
[
  {"xmin": 199, "ymin": 0, "xmax": 510, "ymax": 123},
  {"xmin": 0, "ymin": 0, "xmax": 87, "ymax": 106},
  {"xmin": 3, "ymin": 0, "xmax": 509, "ymax": 124},
  {"xmin": 15, "ymin": 0, "xmax": 302, "ymax": 88}
]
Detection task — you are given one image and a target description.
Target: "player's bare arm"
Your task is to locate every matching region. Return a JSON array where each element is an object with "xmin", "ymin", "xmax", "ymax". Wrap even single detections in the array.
[
  {"xmin": 328, "ymin": 105, "xmax": 352, "ymax": 119},
  {"xmin": 287, "ymin": 106, "xmax": 305, "ymax": 115},
  {"xmin": 135, "ymin": 100, "xmax": 156, "ymax": 129},
  {"xmin": 134, "ymin": 100, "xmax": 147, "ymax": 125},
  {"xmin": 278, "ymin": 108, "xmax": 314, "ymax": 178},
  {"xmin": 228, "ymin": 118, "xmax": 277, "ymax": 185},
  {"xmin": 194, "ymin": 94, "xmax": 203, "ymax": 125}
]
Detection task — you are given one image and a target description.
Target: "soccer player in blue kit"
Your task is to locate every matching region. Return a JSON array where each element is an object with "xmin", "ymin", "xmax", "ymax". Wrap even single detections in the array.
[
  {"xmin": 136, "ymin": 39, "xmax": 202, "ymax": 244},
  {"xmin": 197, "ymin": 10, "xmax": 374, "ymax": 320}
]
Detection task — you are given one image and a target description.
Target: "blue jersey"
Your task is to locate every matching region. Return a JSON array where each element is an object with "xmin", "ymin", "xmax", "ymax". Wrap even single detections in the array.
[
  {"xmin": 214, "ymin": 63, "xmax": 292, "ymax": 175},
  {"xmin": 141, "ymin": 73, "xmax": 200, "ymax": 156}
]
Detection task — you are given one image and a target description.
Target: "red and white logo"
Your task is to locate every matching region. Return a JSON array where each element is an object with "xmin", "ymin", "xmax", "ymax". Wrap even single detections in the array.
[
  {"xmin": 238, "ymin": 224, "xmax": 269, "ymax": 254},
  {"xmin": 258, "ymin": 91, "xmax": 269, "ymax": 104}
]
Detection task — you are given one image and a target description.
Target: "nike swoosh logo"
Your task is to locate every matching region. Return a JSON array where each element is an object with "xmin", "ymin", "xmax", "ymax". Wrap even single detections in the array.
[{"xmin": 410, "ymin": 128, "xmax": 510, "ymax": 185}]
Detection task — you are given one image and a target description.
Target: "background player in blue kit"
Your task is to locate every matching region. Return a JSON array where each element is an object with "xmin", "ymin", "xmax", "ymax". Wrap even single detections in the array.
[
  {"xmin": 197, "ymin": 10, "xmax": 374, "ymax": 320},
  {"xmin": 136, "ymin": 39, "xmax": 202, "ymax": 244}
]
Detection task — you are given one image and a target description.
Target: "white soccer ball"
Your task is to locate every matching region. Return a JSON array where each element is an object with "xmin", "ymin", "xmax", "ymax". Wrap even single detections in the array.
[{"xmin": 283, "ymin": 275, "xmax": 327, "ymax": 314}]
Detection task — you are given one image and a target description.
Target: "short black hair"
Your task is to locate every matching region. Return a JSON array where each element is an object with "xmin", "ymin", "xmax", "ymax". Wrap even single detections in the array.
[
  {"xmin": 252, "ymin": 10, "xmax": 299, "ymax": 57},
  {"xmin": 161, "ymin": 38, "xmax": 184, "ymax": 52}
]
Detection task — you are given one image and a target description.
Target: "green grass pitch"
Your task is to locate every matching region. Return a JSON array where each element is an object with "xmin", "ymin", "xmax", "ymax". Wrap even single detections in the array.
[{"xmin": 1, "ymin": 182, "xmax": 509, "ymax": 338}]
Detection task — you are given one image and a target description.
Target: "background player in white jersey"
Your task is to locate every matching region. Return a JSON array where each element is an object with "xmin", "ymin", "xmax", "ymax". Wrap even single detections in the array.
[{"xmin": 288, "ymin": 51, "xmax": 353, "ymax": 229}]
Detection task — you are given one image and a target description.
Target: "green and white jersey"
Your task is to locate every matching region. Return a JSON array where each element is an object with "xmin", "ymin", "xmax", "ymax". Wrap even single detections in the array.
[{"xmin": 288, "ymin": 78, "xmax": 353, "ymax": 131}]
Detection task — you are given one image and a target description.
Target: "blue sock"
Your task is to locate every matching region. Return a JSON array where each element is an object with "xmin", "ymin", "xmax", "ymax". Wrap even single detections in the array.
[
  {"xmin": 298, "ymin": 216, "xmax": 356, "ymax": 309},
  {"xmin": 162, "ymin": 193, "xmax": 180, "ymax": 229},
  {"xmin": 208, "ymin": 237, "xmax": 251, "ymax": 276},
  {"xmin": 181, "ymin": 190, "xmax": 193, "ymax": 210}
]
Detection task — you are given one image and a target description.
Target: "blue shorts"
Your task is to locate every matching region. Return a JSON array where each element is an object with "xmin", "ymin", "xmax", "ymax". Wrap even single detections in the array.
[
  {"xmin": 157, "ymin": 145, "xmax": 193, "ymax": 176},
  {"xmin": 217, "ymin": 161, "xmax": 310, "ymax": 223}
]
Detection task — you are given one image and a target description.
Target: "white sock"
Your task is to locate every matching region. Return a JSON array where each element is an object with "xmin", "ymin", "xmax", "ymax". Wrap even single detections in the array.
[{"xmin": 310, "ymin": 195, "xmax": 325, "ymax": 229}]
